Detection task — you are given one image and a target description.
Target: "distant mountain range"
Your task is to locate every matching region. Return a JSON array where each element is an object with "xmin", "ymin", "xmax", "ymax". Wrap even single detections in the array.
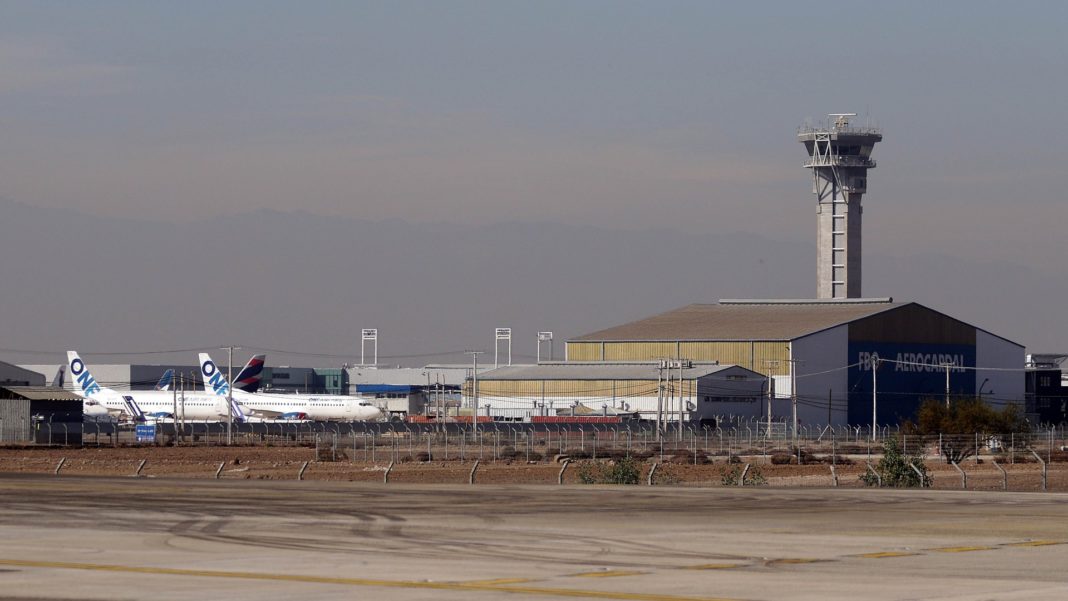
[{"xmin": 0, "ymin": 199, "xmax": 1059, "ymax": 366}]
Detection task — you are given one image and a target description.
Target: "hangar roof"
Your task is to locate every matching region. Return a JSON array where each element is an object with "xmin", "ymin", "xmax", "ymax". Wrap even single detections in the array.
[
  {"xmin": 572, "ymin": 298, "xmax": 903, "ymax": 342},
  {"xmin": 478, "ymin": 362, "xmax": 758, "ymax": 381},
  {"xmin": 0, "ymin": 386, "xmax": 83, "ymax": 401}
]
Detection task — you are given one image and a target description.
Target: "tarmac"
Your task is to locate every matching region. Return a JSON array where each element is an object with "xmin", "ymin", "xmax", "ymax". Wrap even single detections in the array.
[{"xmin": 0, "ymin": 475, "xmax": 1067, "ymax": 600}]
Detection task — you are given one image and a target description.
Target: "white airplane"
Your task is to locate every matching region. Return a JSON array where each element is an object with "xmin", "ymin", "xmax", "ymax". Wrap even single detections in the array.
[
  {"xmin": 53, "ymin": 363, "xmax": 173, "ymax": 419},
  {"xmin": 199, "ymin": 353, "xmax": 385, "ymax": 422},
  {"xmin": 67, "ymin": 351, "xmax": 252, "ymax": 422}
]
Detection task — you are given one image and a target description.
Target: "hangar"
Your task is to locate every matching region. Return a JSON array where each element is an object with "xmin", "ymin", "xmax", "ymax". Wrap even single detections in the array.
[
  {"xmin": 566, "ymin": 298, "xmax": 1024, "ymax": 427},
  {"xmin": 0, "ymin": 386, "xmax": 83, "ymax": 444},
  {"xmin": 472, "ymin": 362, "xmax": 766, "ymax": 424}
]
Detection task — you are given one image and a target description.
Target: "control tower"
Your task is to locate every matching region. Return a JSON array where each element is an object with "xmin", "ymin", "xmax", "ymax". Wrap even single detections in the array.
[{"xmin": 799, "ymin": 114, "xmax": 882, "ymax": 299}]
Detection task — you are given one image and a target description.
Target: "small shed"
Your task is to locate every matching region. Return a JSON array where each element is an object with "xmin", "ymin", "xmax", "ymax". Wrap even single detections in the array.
[{"xmin": 0, "ymin": 386, "xmax": 84, "ymax": 444}]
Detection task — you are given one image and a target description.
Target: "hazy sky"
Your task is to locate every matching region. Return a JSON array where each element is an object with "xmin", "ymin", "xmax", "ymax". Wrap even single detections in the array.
[{"xmin": 1, "ymin": 2, "xmax": 1067, "ymax": 361}]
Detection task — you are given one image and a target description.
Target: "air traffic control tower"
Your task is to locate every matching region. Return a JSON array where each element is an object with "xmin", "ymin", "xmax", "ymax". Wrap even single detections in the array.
[{"xmin": 799, "ymin": 114, "xmax": 882, "ymax": 299}]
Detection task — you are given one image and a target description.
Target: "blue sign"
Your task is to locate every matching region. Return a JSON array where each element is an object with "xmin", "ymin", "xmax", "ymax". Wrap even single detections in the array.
[
  {"xmin": 848, "ymin": 342, "xmax": 976, "ymax": 425},
  {"xmin": 135, "ymin": 424, "xmax": 156, "ymax": 443}
]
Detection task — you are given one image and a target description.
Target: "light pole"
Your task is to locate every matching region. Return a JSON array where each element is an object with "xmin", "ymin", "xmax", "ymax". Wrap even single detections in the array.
[
  {"xmin": 940, "ymin": 361, "xmax": 956, "ymax": 409},
  {"xmin": 465, "ymin": 351, "xmax": 484, "ymax": 437},
  {"xmin": 221, "ymin": 345, "xmax": 239, "ymax": 446},
  {"xmin": 871, "ymin": 356, "xmax": 880, "ymax": 442}
]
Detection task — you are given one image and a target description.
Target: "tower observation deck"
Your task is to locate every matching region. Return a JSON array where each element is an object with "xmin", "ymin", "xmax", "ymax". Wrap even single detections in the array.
[{"xmin": 799, "ymin": 113, "xmax": 882, "ymax": 299}]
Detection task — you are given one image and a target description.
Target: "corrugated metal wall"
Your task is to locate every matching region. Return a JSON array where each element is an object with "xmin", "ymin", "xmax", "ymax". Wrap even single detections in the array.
[
  {"xmin": 566, "ymin": 342, "xmax": 603, "ymax": 361},
  {"xmin": 472, "ymin": 379, "xmax": 665, "ymax": 399},
  {"xmin": 0, "ymin": 399, "xmax": 31, "ymax": 443},
  {"xmin": 604, "ymin": 342, "xmax": 678, "ymax": 361},
  {"xmin": 564, "ymin": 341, "xmax": 790, "ymax": 376}
]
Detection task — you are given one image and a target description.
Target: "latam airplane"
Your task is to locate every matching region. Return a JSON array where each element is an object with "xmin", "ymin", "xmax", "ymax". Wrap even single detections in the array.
[
  {"xmin": 67, "ymin": 351, "xmax": 252, "ymax": 422},
  {"xmin": 199, "ymin": 353, "xmax": 385, "ymax": 422}
]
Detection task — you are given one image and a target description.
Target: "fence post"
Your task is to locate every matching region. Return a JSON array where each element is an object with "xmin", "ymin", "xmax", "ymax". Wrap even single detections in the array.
[
  {"xmin": 865, "ymin": 462, "xmax": 881, "ymax": 487},
  {"xmin": 829, "ymin": 464, "xmax": 838, "ymax": 487},
  {"xmin": 134, "ymin": 459, "xmax": 147, "ymax": 477},
  {"xmin": 908, "ymin": 462, "xmax": 925, "ymax": 488},
  {"xmin": 951, "ymin": 461, "xmax": 967, "ymax": 490},
  {"xmin": 297, "ymin": 460, "xmax": 310, "ymax": 480},
  {"xmin": 558, "ymin": 459, "xmax": 570, "ymax": 485},
  {"xmin": 54, "ymin": 457, "xmax": 66, "ymax": 475},
  {"xmin": 469, "ymin": 459, "xmax": 480, "ymax": 484},
  {"xmin": 738, "ymin": 463, "xmax": 750, "ymax": 487},
  {"xmin": 1031, "ymin": 451, "xmax": 1047, "ymax": 492},
  {"xmin": 647, "ymin": 462, "xmax": 658, "ymax": 486},
  {"xmin": 384, "ymin": 460, "xmax": 394, "ymax": 484},
  {"xmin": 992, "ymin": 460, "xmax": 1007, "ymax": 491},
  {"xmin": 215, "ymin": 462, "xmax": 225, "ymax": 479}
]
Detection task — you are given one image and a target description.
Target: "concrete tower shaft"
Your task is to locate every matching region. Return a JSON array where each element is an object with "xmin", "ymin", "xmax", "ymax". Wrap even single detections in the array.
[{"xmin": 799, "ymin": 114, "xmax": 882, "ymax": 299}]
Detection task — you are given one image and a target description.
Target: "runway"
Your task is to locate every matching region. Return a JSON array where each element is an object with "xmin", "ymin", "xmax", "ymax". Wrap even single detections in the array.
[{"xmin": 1, "ymin": 475, "xmax": 1067, "ymax": 600}]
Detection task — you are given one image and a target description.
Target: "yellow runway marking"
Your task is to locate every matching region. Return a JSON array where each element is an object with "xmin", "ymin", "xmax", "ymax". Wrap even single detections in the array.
[
  {"xmin": 1004, "ymin": 540, "xmax": 1065, "ymax": 548},
  {"xmin": 682, "ymin": 564, "xmax": 743, "ymax": 570},
  {"xmin": 571, "ymin": 570, "xmax": 646, "ymax": 578},
  {"xmin": 853, "ymin": 551, "xmax": 920, "ymax": 559},
  {"xmin": 927, "ymin": 546, "xmax": 995, "ymax": 553},
  {"xmin": 0, "ymin": 559, "xmax": 742, "ymax": 601},
  {"xmin": 768, "ymin": 558, "xmax": 821, "ymax": 565},
  {"xmin": 462, "ymin": 578, "xmax": 537, "ymax": 585}
]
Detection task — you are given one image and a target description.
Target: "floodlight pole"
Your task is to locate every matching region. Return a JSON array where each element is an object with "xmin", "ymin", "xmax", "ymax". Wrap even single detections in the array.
[
  {"xmin": 940, "ymin": 361, "xmax": 955, "ymax": 409},
  {"xmin": 872, "ymin": 357, "xmax": 879, "ymax": 442},
  {"xmin": 466, "ymin": 351, "xmax": 485, "ymax": 436},
  {"xmin": 172, "ymin": 372, "xmax": 178, "ymax": 446},
  {"xmin": 222, "ymin": 345, "xmax": 239, "ymax": 446}
]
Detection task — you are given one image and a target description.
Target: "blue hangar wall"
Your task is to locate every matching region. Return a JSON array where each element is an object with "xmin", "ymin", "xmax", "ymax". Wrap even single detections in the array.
[{"xmin": 846, "ymin": 304, "xmax": 979, "ymax": 425}]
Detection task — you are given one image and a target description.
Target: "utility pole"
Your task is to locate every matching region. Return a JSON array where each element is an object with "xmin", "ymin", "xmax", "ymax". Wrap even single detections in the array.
[
  {"xmin": 222, "ymin": 346, "xmax": 239, "ymax": 446},
  {"xmin": 465, "ymin": 351, "xmax": 484, "ymax": 437},
  {"xmin": 767, "ymin": 377, "xmax": 773, "ymax": 439},
  {"xmin": 180, "ymin": 372, "xmax": 187, "ymax": 441},
  {"xmin": 791, "ymin": 358, "xmax": 798, "ymax": 446},
  {"xmin": 677, "ymin": 359, "xmax": 685, "ymax": 442},
  {"xmin": 656, "ymin": 360, "xmax": 664, "ymax": 441},
  {"xmin": 940, "ymin": 361, "xmax": 955, "ymax": 409},
  {"xmin": 762, "ymin": 359, "xmax": 781, "ymax": 440},
  {"xmin": 172, "ymin": 371, "xmax": 178, "ymax": 446},
  {"xmin": 872, "ymin": 356, "xmax": 880, "ymax": 442}
]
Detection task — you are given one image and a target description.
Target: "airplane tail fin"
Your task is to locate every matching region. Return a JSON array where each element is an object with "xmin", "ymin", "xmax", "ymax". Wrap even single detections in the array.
[
  {"xmin": 233, "ymin": 354, "xmax": 266, "ymax": 393},
  {"xmin": 198, "ymin": 353, "xmax": 231, "ymax": 397},
  {"xmin": 51, "ymin": 364, "xmax": 66, "ymax": 388},
  {"xmin": 66, "ymin": 351, "xmax": 103, "ymax": 397},
  {"xmin": 154, "ymin": 369, "xmax": 175, "ymax": 391}
]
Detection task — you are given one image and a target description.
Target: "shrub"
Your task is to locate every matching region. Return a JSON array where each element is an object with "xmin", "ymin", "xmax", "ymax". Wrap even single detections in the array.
[
  {"xmin": 576, "ymin": 457, "xmax": 642, "ymax": 485},
  {"xmin": 860, "ymin": 438, "xmax": 930, "ymax": 488},
  {"xmin": 577, "ymin": 461, "xmax": 604, "ymax": 484},
  {"xmin": 770, "ymin": 453, "xmax": 795, "ymax": 465},
  {"xmin": 721, "ymin": 465, "xmax": 766, "ymax": 486},
  {"xmin": 904, "ymin": 397, "xmax": 1026, "ymax": 463}
]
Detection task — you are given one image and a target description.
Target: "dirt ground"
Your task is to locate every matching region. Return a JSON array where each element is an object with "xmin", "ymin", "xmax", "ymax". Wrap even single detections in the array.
[{"xmin": 0, "ymin": 445, "xmax": 1064, "ymax": 492}]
